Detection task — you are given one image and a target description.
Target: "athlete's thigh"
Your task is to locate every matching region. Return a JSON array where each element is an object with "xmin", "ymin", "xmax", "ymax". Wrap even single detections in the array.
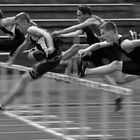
[
  {"xmin": 82, "ymin": 49, "xmax": 105, "ymax": 66},
  {"xmin": 29, "ymin": 57, "xmax": 61, "ymax": 79}
]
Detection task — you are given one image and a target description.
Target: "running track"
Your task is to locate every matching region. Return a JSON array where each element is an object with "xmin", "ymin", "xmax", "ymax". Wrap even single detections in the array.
[{"xmin": 0, "ymin": 72, "xmax": 140, "ymax": 140}]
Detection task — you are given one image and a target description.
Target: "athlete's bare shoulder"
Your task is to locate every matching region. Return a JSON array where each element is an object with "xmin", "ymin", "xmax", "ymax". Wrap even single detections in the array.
[
  {"xmin": 85, "ymin": 15, "xmax": 104, "ymax": 26},
  {"xmin": 91, "ymin": 15, "xmax": 104, "ymax": 22}
]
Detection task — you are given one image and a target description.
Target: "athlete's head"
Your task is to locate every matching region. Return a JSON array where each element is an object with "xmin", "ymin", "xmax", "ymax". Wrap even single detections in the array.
[
  {"xmin": 16, "ymin": 12, "xmax": 31, "ymax": 34},
  {"xmin": 99, "ymin": 21, "xmax": 118, "ymax": 42},
  {"xmin": 77, "ymin": 5, "xmax": 92, "ymax": 23}
]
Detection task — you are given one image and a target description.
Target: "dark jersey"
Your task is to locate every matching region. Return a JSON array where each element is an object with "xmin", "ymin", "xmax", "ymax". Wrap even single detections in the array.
[
  {"xmin": 0, "ymin": 25, "xmax": 25, "ymax": 56},
  {"xmin": 116, "ymin": 36, "xmax": 140, "ymax": 75},
  {"xmin": 82, "ymin": 15, "xmax": 103, "ymax": 45},
  {"xmin": 0, "ymin": 25, "xmax": 25, "ymax": 41},
  {"xmin": 82, "ymin": 26, "xmax": 100, "ymax": 45},
  {"xmin": 114, "ymin": 36, "xmax": 140, "ymax": 63},
  {"xmin": 30, "ymin": 33, "xmax": 61, "ymax": 60}
]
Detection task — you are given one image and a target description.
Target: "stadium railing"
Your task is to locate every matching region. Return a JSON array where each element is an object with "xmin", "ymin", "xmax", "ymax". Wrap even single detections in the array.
[
  {"xmin": 0, "ymin": 3, "xmax": 134, "ymax": 19},
  {"xmin": 0, "ymin": 18, "xmax": 140, "ymax": 36}
]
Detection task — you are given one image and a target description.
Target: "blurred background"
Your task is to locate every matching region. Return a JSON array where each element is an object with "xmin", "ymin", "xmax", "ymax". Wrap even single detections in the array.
[{"xmin": 0, "ymin": 0, "xmax": 140, "ymax": 4}]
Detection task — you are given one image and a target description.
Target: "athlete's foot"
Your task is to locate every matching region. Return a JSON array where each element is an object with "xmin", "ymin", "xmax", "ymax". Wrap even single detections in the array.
[
  {"xmin": 77, "ymin": 55, "xmax": 88, "ymax": 78},
  {"xmin": 114, "ymin": 97, "xmax": 123, "ymax": 112}
]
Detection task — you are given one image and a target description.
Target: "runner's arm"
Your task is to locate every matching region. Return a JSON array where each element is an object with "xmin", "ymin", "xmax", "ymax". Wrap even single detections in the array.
[
  {"xmin": 54, "ymin": 18, "xmax": 100, "ymax": 35},
  {"xmin": 84, "ymin": 41, "xmax": 112, "ymax": 52}
]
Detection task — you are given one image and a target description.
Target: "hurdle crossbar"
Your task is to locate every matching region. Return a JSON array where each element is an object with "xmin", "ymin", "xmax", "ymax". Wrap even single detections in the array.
[{"xmin": 0, "ymin": 62, "xmax": 132, "ymax": 95}]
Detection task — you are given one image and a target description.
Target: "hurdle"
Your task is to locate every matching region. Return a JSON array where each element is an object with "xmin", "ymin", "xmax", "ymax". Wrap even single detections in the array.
[{"xmin": 0, "ymin": 62, "xmax": 133, "ymax": 140}]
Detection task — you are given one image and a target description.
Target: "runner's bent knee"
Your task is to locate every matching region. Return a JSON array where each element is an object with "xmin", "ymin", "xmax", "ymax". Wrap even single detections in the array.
[{"xmin": 110, "ymin": 61, "xmax": 122, "ymax": 71}]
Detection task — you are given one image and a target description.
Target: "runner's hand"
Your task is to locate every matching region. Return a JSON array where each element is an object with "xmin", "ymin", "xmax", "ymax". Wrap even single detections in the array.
[
  {"xmin": 51, "ymin": 31, "xmax": 60, "ymax": 37},
  {"xmin": 78, "ymin": 49, "xmax": 88, "ymax": 57}
]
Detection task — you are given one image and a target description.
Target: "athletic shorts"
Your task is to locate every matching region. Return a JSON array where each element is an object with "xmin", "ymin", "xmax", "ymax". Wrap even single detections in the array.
[
  {"xmin": 32, "ymin": 48, "xmax": 46, "ymax": 61},
  {"xmin": 29, "ymin": 54, "xmax": 61, "ymax": 79},
  {"xmin": 82, "ymin": 45, "xmax": 121, "ymax": 67},
  {"xmin": 122, "ymin": 60, "xmax": 140, "ymax": 76}
]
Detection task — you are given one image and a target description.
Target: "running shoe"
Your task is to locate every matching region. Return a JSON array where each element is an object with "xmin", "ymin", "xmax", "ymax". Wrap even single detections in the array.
[
  {"xmin": 114, "ymin": 97, "xmax": 123, "ymax": 111},
  {"xmin": 77, "ymin": 55, "xmax": 88, "ymax": 78}
]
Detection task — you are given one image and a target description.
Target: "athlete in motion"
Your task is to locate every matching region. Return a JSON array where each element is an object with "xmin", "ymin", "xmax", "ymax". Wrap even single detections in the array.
[
  {"xmin": 0, "ymin": 13, "xmax": 62, "ymax": 109},
  {"xmin": 52, "ymin": 5, "xmax": 122, "ymax": 86},
  {"xmin": 78, "ymin": 21, "xmax": 140, "ymax": 111},
  {"xmin": 78, "ymin": 21, "xmax": 140, "ymax": 83}
]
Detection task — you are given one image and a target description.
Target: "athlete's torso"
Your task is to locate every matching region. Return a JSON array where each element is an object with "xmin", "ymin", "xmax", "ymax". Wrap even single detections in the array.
[
  {"xmin": 114, "ymin": 36, "xmax": 140, "ymax": 63},
  {"xmin": 29, "ymin": 26, "xmax": 61, "ymax": 59},
  {"xmin": 82, "ymin": 15, "xmax": 103, "ymax": 45}
]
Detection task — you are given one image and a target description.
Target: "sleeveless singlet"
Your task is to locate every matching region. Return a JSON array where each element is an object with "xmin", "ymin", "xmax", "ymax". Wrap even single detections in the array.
[
  {"xmin": 82, "ymin": 15, "xmax": 103, "ymax": 45},
  {"xmin": 114, "ymin": 36, "xmax": 140, "ymax": 64},
  {"xmin": 30, "ymin": 28, "xmax": 61, "ymax": 59}
]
